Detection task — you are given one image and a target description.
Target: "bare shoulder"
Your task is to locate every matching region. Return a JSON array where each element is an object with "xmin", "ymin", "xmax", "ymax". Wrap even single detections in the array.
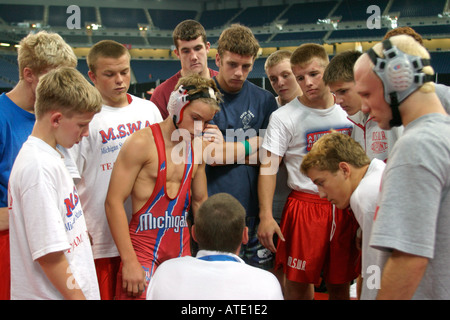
[{"xmin": 119, "ymin": 127, "xmax": 157, "ymax": 162}]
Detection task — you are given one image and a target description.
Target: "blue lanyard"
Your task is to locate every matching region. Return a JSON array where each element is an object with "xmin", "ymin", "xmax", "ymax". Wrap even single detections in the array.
[{"xmin": 198, "ymin": 254, "xmax": 240, "ymax": 262}]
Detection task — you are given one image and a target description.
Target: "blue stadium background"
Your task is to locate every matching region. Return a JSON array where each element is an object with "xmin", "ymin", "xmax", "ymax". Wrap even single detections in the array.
[{"xmin": 0, "ymin": 0, "xmax": 449, "ymax": 97}]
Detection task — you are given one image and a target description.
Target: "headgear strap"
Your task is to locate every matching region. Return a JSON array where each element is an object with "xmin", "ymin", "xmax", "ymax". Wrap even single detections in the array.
[
  {"xmin": 367, "ymin": 39, "xmax": 434, "ymax": 127},
  {"xmin": 167, "ymin": 85, "xmax": 217, "ymax": 128}
]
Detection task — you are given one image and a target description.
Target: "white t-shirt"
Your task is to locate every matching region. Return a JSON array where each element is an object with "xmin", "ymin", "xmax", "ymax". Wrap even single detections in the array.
[
  {"xmin": 272, "ymin": 97, "xmax": 294, "ymax": 222},
  {"xmin": 262, "ymin": 98, "xmax": 353, "ymax": 193},
  {"xmin": 146, "ymin": 250, "xmax": 284, "ymax": 300},
  {"xmin": 68, "ymin": 95, "xmax": 162, "ymax": 259},
  {"xmin": 347, "ymin": 110, "xmax": 402, "ymax": 161},
  {"xmin": 349, "ymin": 159, "xmax": 389, "ymax": 300},
  {"xmin": 9, "ymin": 136, "xmax": 100, "ymax": 300}
]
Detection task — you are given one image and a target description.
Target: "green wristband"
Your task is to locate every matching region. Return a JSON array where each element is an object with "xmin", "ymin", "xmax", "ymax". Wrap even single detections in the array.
[{"xmin": 240, "ymin": 139, "xmax": 252, "ymax": 156}]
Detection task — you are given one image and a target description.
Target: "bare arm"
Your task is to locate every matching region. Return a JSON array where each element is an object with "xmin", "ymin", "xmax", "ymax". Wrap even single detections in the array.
[
  {"xmin": 105, "ymin": 132, "xmax": 149, "ymax": 297},
  {"xmin": 376, "ymin": 250, "xmax": 429, "ymax": 300},
  {"xmin": 257, "ymin": 149, "xmax": 284, "ymax": 253},
  {"xmin": 0, "ymin": 207, "xmax": 8, "ymax": 231},
  {"xmin": 37, "ymin": 251, "xmax": 86, "ymax": 300},
  {"xmin": 190, "ymin": 162, "xmax": 208, "ymax": 216},
  {"xmin": 203, "ymin": 124, "xmax": 262, "ymax": 166}
]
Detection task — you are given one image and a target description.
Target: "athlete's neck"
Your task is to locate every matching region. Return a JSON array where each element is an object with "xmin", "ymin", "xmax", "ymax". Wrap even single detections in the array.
[
  {"xmin": 298, "ymin": 91, "xmax": 335, "ymax": 110},
  {"xmin": 104, "ymin": 94, "xmax": 130, "ymax": 108},
  {"xmin": 159, "ymin": 117, "xmax": 185, "ymax": 148},
  {"xmin": 6, "ymin": 81, "xmax": 36, "ymax": 114}
]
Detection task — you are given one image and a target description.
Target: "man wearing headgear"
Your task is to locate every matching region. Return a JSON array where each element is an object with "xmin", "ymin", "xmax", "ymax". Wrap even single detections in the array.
[
  {"xmin": 383, "ymin": 26, "xmax": 450, "ymax": 114},
  {"xmin": 105, "ymin": 74, "xmax": 221, "ymax": 300},
  {"xmin": 354, "ymin": 34, "xmax": 450, "ymax": 299}
]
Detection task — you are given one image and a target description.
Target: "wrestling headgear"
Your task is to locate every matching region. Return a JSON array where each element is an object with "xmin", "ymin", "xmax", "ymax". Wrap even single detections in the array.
[
  {"xmin": 367, "ymin": 39, "xmax": 435, "ymax": 127},
  {"xmin": 167, "ymin": 85, "xmax": 217, "ymax": 127}
]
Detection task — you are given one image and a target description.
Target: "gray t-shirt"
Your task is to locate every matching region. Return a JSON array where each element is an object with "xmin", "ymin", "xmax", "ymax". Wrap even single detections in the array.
[
  {"xmin": 370, "ymin": 113, "xmax": 450, "ymax": 299},
  {"xmin": 435, "ymin": 83, "xmax": 450, "ymax": 114}
]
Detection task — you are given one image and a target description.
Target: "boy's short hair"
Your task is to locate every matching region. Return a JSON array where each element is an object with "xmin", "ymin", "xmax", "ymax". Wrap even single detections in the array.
[
  {"xmin": 87, "ymin": 40, "xmax": 130, "ymax": 74},
  {"xmin": 17, "ymin": 31, "xmax": 77, "ymax": 79},
  {"xmin": 35, "ymin": 67, "xmax": 103, "ymax": 119},
  {"xmin": 194, "ymin": 193, "xmax": 246, "ymax": 253},
  {"xmin": 323, "ymin": 50, "xmax": 362, "ymax": 85},
  {"xmin": 291, "ymin": 43, "xmax": 329, "ymax": 69},
  {"xmin": 264, "ymin": 50, "xmax": 292, "ymax": 72},
  {"xmin": 217, "ymin": 24, "xmax": 260, "ymax": 59},
  {"xmin": 300, "ymin": 132, "xmax": 370, "ymax": 175},
  {"xmin": 172, "ymin": 20, "xmax": 207, "ymax": 48}
]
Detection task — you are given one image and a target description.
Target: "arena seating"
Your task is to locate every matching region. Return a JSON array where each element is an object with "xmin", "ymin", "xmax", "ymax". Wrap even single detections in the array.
[{"xmin": 0, "ymin": 0, "xmax": 448, "ymax": 91}]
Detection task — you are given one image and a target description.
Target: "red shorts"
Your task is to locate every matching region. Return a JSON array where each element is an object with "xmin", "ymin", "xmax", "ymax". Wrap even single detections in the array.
[
  {"xmin": 275, "ymin": 191, "xmax": 359, "ymax": 285},
  {"xmin": 0, "ymin": 230, "xmax": 10, "ymax": 300},
  {"xmin": 95, "ymin": 256, "xmax": 121, "ymax": 300}
]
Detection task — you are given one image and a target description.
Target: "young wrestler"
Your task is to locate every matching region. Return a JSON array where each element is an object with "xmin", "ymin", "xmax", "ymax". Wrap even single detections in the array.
[
  {"xmin": 105, "ymin": 74, "xmax": 221, "ymax": 300},
  {"xmin": 0, "ymin": 30, "xmax": 77, "ymax": 300},
  {"xmin": 67, "ymin": 40, "xmax": 162, "ymax": 300},
  {"xmin": 8, "ymin": 67, "xmax": 102, "ymax": 299},
  {"xmin": 151, "ymin": 19, "xmax": 218, "ymax": 119},
  {"xmin": 323, "ymin": 50, "xmax": 402, "ymax": 161},
  {"xmin": 354, "ymin": 34, "xmax": 450, "ymax": 299},
  {"xmin": 258, "ymin": 43, "xmax": 357, "ymax": 300},
  {"xmin": 300, "ymin": 132, "xmax": 389, "ymax": 299}
]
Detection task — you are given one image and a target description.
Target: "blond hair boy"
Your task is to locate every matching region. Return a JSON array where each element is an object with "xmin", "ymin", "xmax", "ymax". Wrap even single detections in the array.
[
  {"xmin": 265, "ymin": 50, "xmax": 302, "ymax": 106},
  {"xmin": 67, "ymin": 39, "xmax": 163, "ymax": 300},
  {"xmin": 9, "ymin": 67, "xmax": 102, "ymax": 300},
  {"xmin": 0, "ymin": 30, "xmax": 77, "ymax": 300}
]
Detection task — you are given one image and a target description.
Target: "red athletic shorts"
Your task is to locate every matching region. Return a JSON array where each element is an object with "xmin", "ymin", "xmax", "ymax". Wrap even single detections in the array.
[
  {"xmin": 0, "ymin": 230, "xmax": 10, "ymax": 300},
  {"xmin": 95, "ymin": 256, "xmax": 121, "ymax": 300},
  {"xmin": 274, "ymin": 191, "xmax": 359, "ymax": 285}
]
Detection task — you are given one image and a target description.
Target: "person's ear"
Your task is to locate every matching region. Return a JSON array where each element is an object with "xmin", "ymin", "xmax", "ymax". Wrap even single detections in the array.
[
  {"xmin": 88, "ymin": 70, "xmax": 97, "ymax": 85},
  {"xmin": 215, "ymin": 53, "xmax": 221, "ymax": 68},
  {"xmin": 339, "ymin": 162, "xmax": 351, "ymax": 179},
  {"xmin": 50, "ymin": 112, "xmax": 63, "ymax": 128},
  {"xmin": 23, "ymin": 67, "xmax": 36, "ymax": 84},
  {"xmin": 173, "ymin": 48, "xmax": 181, "ymax": 59},
  {"xmin": 242, "ymin": 226, "xmax": 249, "ymax": 245},
  {"xmin": 191, "ymin": 225, "xmax": 198, "ymax": 243}
]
